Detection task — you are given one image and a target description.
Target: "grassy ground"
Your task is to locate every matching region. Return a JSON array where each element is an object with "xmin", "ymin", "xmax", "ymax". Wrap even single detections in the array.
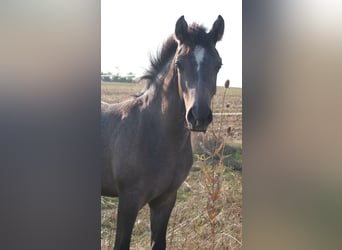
[{"xmin": 101, "ymin": 82, "xmax": 242, "ymax": 249}]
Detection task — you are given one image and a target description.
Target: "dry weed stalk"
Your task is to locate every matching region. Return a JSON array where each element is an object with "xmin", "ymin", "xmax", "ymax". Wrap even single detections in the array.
[{"xmin": 199, "ymin": 82, "xmax": 230, "ymax": 249}]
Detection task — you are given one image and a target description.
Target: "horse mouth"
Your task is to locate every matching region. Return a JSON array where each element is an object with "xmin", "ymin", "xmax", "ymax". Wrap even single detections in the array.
[
  {"xmin": 187, "ymin": 122, "xmax": 208, "ymax": 132},
  {"xmin": 191, "ymin": 128, "xmax": 207, "ymax": 132}
]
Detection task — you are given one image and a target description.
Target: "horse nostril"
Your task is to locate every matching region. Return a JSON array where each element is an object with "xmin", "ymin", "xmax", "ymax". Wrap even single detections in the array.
[{"xmin": 187, "ymin": 106, "xmax": 213, "ymax": 131}]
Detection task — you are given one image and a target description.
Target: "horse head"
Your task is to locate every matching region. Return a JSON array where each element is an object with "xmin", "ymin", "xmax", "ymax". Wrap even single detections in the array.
[{"xmin": 174, "ymin": 15, "xmax": 224, "ymax": 132}]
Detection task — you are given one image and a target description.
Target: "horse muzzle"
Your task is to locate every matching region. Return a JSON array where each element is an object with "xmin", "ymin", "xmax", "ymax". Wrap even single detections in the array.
[{"xmin": 186, "ymin": 105, "xmax": 213, "ymax": 132}]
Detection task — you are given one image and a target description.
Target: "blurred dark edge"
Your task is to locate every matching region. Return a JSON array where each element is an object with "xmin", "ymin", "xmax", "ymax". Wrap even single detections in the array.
[
  {"xmin": 0, "ymin": 1, "xmax": 100, "ymax": 250},
  {"xmin": 243, "ymin": 1, "xmax": 342, "ymax": 250}
]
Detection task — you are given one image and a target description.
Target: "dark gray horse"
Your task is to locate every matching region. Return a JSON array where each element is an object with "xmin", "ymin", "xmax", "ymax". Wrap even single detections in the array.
[{"xmin": 101, "ymin": 15, "xmax": 224, "ymax": 250}]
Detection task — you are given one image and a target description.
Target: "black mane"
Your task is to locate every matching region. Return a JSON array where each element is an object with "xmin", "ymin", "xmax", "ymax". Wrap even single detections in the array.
[{"xmin": 140, "ymin": 36, "xmax": 178, "ymax": 83}]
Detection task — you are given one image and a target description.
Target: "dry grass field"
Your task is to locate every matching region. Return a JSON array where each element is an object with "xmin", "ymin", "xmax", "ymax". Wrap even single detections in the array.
[{"xmin": 101, "ymin": 82, "xmax": 242, "ymax": 249}]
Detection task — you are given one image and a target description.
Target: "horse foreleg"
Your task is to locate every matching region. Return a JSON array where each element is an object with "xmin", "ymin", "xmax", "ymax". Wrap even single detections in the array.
[
  {"xmin": 114, "ymin": 195, "xmax": 141, "ymax": 250},
  {"xmin": 149, "ymin": 191, "xmax": 177, "ymax": 250}
]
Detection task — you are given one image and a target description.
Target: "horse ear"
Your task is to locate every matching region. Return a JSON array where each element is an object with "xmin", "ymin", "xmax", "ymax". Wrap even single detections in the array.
[
  {"xmin": 175, "ymin": 16, "xmax": 188, "ymax": 43},
  {"xmin": 209, "ymin": 15, "xmax": 225, "ymax": 43}
]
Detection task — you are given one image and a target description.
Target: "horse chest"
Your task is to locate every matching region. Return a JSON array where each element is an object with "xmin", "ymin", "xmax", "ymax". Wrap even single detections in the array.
[{"xmin": 147, "ymin": 144, "xmax": 193, "ymax": 192}]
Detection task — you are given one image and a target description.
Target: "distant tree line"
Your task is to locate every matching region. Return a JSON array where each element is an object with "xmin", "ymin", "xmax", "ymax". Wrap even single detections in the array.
[{"xmin": 101, "ymin": 72, "xmax": 136, "ymax": 83}]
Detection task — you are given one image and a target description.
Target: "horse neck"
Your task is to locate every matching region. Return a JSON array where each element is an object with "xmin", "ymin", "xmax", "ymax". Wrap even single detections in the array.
[
  {"xmin": 160, "ymin": 63, "xmax": 187, "ymax": 127},
  {"xmin": 141, "ymin": 60, "xmax": 187, "ymax": 138}
]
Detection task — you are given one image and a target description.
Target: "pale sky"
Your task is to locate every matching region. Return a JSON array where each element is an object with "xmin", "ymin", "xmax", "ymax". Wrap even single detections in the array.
[{"xmin": 101, "ymin": 0, "xmax": 241, "ymax": 87}]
